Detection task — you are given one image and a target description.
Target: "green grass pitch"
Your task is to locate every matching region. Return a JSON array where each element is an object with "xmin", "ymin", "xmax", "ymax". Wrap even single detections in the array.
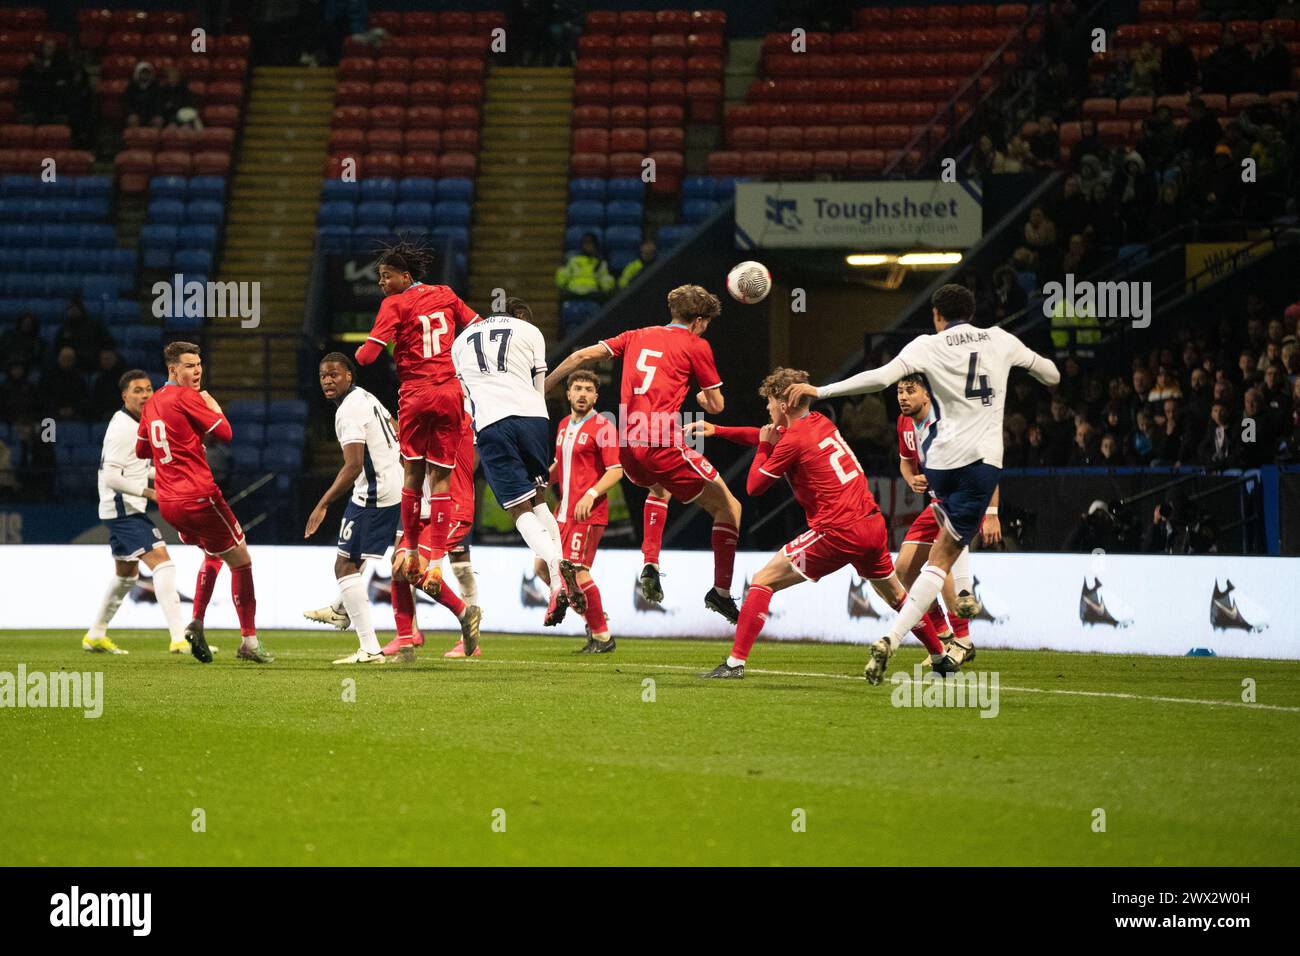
[{"xmin": 2, "ymin": 630, "xmax": 1298, "ymax": 866}]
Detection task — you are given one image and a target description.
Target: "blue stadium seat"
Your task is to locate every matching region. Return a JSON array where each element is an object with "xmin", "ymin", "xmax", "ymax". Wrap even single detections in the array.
[
  {"xmin": 0, "ymin": 422, "xmax": 12, "ymax": 444},
  {"xmin": 356, "ymin": 201, "xmax": 394, "ymax": 226},
  {"xmin": 656, "ymin": 225, "xmax": 692, "ymax": 249},
  {"xmin": 57, "ymin": 421, "xmax": 91, "ymax": 445},
  {"xmin": 74, "ymin": 224, "xmax": 116, "ymax": 246},
  {"xmin": 147, "ymin": 198, "xmax": 185, "ymax": 224},
  {"xmin": 605, "ymin": 200, "xmax": 643, "ymax": 225},
  {"xmin": 102, "ymin": 249, "xmax": 137, "ymax": 273},
  {"xmin": 560, "ymin": 298, "xmax": 600, "ymax": 333},
  {"xmin": 103, "ymin": 302, "xmax": 139, "ymax": 327},
  {"xmin": 359, "ymin": 178, "xmax": 399, "ymax": 202},
  {"xmin": 90, "ymin": 421, "xmax": 109, "ymax": 447},
  {"xmin": 74, "ymin": 175, "xmax": 112, "ymax": 200},
  {"xmin": 437, "ymin": 178, "xmax": 473, "ymax": 203},
  {"xmin": 564, "ymin": 225, "xmax": 601, "ymax": 249},
  {"xmin": 316, "ymin": 226, "xmax": 352, "ymax": 252},
  {"xmin": 0, "ymin": 249, "xmax": 20, "ymax": 269},
  {"xmin": 0, "ymin": 175, "xmax": 32, "ymax": 197},
  {"xmin": 187, "ymin": 176, "xmax": 226, "ymax": 202},
  {"xmin": 164, "ymin": 311, "xmax": 204, "ymax": 332},
  {"xmin": 681, "ymin": 199, "xmax": 719, "ymax": 223},
  {"xmin": 81, "ymin": 275, "xmax": 125, "ymax": 300},
  {"xmin": 3, "ymin": 224, "xmax": 39, "ymax": 247},
  {"xmin": 177, "ymin": 224, "xmax": 218, "ymax": 250},
  {"xmin": 682, "ymin": 176, "xmax": 713, "ymax": 200},
  {"xmin": 397, "ymin": 177, "xmax": 436, "ymax": 202},
  {"xmin": 607, "ymin": 177, "xmax": 645, "ymax": 201},
  {"xmin": 140, "ymin": 225, "xmax": 179, "ymax": 269},
  {"xmin": 173, "ymin": 249, "xmax": 212, "ymax": 274},
  {"xmin": 604, "ymin": 225, "xmax": 641, "ymax": 250},
  {"xmin": 318, "ymin": 201, "xmax": 355, "ymax": 227},
  {"xmin": 430, "ymin": 225, "xmax": 468, "ymax": 249},
  {"xmin": 231, "ymin": 445, "xmax": 262, "ymax": 471},
  {"xmin": 266, "ymin": 399, "xmax": 307, "ymax": 424},
  {"xmin": 711, "ymin": 176, "xmax": 749, "ymax": 198},
  {"xmin": 185, "ymin": 200, "xmax": 224, "ymax": 225},
  {"xmin": 568, "ymin": 177, "xmax": 606, "ymax": 201},
  {"xmin": 322, "ymin": 179, "xmax": 361, "ymax": 202},
  {"xmin": 24, "ymin": 249, "xmax": 61, "ymax": 272},
  {"xmin": 44, "ymin": 273, "xmax": 82, "ymax": 297},
  {"xmin": 566, "ymin": 200, "xmax": 605, "ymax": 226},
  {"xmin": 226, "ymin": 399, "xmax": 267, "ymax": 423},
  {"xmin": 232, "ymin": 422, "xmax": 264, "ymax": 445},
  {"xmin": 609, "ymin": 247, "xmax": 638, "ymax": 272},
  {"xmin": 261, "ymin": 445, "xmax": 302, "ymax": 473},
  {"xmin": 122, "ymin": 326, "xmax": 163, "ymax": 352},
  {"xmin": 432, "ymin": 200, "xmax": 471, "ymax": 226},
  {"xmin": 149, "ymin": 175, "xmax": 188, "ymax": 200},
  {"xmin": 395, "ymin": 200, "xmax": 433, "ymax": 224},
  {"xmin": 264, "ymin": 422, "xmax": 306, "ymax": 447},
  {"xmin": 394, "ymin": 222, "xmax": 430, "ymax": 238}
]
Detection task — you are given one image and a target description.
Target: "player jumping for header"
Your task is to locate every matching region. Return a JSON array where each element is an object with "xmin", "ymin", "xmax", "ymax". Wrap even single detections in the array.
[
  {"xmin": 786, "ymin": 284, "xmax": 1059, "ymax": 681},
  {"xmin": 687, "ymin": 367, "xmax": 948, "ymax": 679},
  {"xmin": 546, "ymin": 284, "xmax": 743, "ymax": 624},
  {"xmin": 354, "ymin": 240, "xmax": 480, "ymax": 596}
]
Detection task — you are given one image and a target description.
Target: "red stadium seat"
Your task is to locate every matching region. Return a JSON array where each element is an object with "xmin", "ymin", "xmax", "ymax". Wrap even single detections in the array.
[
  {"xmin": 1228, "ymin": 21, "xmax": 1260, "ymax": 43},
  {"xmin": 831, "ymin": 32, "xmax": 869, "ymax": 54},
  {"xmin": 1097, "ymin": 119, "xmax": 1132, "ymax": 146},
  {"xmin": 401, "ymin": 153, "xmax": 439, "ymax": 177},
  {"xmin": 475, "ymin": 11, "xmax": 507, "ymax": 31},
  {"xmin": 1138, "ymin": 0, "xmax": 1174, "ymax": 20},
  {"xmin": 776, "ymin": 149, "xmax": 813, "ymax": 177},
  {"xmin": 961, "ymin": 5, "xmax": 995, "ymax": 25},
  {"xmin": 691, "ymin": 9, "xmax": 726, "ymax": 33},
  {"xmin": 577, "ymin": 56, "xmax": 614, "ymax": 80},
  {"xmin": 202, "ymin": 104, "xmax": 239, "ymax": 128},
  {"xmin": 214, "ymin": 35, "xmax": 250, "ymax": 57},
  {"xmin": 585, "ymin": 11, "xmax": 619, "ymax": 34},
  {"xmin": 328, "ymin": 106, "xmax": 363, "ymax": 128},
  {"xmin": 656, "ymin": 10, "xmax": 691, "ymax": 30},
  {"xmin": 1264, "ymin": 19, "xmax": 1297, "ymax": 40},
  {"xmin": 995, "ymin": 4, "xmax": 1028, "ymax": 23},
  {"xmin": 572, "ymin": 105, "xmax": 610, "ymax": 128},
  {"xmin": 610, "ymin": 127, "xmax": 648, "ymax": 153},
  {"xmin": 443, "ymin": 106, "xmax": 480, "ymax": 128},
  {"xmin": 706, "ymin": 150, "xmax": 742, "ymax": 175},
  {"xmin": 578, "ymin": 33, "xmax": 614, "ymax": 54},
  {"xmin": 335, "ymin": 81, "xmax": 371, "ymax": 106},
  {"xmin": 572, "ymin": 128, "xmax": 609, "ymax": 153},
  {"xmin": 613, "ymin": 55, "xmax": 649, "ymax": 78},
  {"xmin": 649, "ymin": 126, "xmax": 684, "ymax": 151},
  {"xmin": 412, "ymin": 57, "xmax": 449, "ymax": 79},
  {"xmin": 366, "ymin": 151, "xmax": 403, "ymax": 178},
  {"xmin": 199, "ymin": 127, "xmax": 235, "ymax": 152},
  {"xmin": 407, "ymin": 106, "xmax": 444, "ymax": 129},
  {"xmin": 54, "ymin": 149, "xmax": 93, "ymax": 174},
  {"xmin": 158, "ymin": 126, "xmax": 198, "ymax": 151},
  {"xmin": 611, "ymin": 104, "xmax": 648, "ymax": 126},
  {"xmin": 648, "ymin": 104, "xmax": 684, "ymax": 126},
  {"xmin": 608, "ymin": 151, "xmax": 643, "ymax": 176},
  {"xmin": 613, "ymin": 33, "xmax": 652, "ymax": 56},
  {"xmin": 893, "ymin": 7, "xmax": 926, "ymax": 28},
  {"xmin": 329, "ymin": 128, "xmax": 366, "ymax": 153},
  {"xmin": 650, "ymin": 54, "xmax": 686, "ymax": 76},
  {"xmin": 154, "ymin": 149, "xmax": 193, "ymax": 176},
  {"xmin": 105, "ymin": 30, "xmax": 144, "ymax": 54},
  {"xmin": 438, "ymin": 11, "xmax": 473, "ymax": 32},
  {"xmin": 447, "ymin": 81, "xmax": 484, "ymax": 105},
  {"xmin": 1173, "ymin": 0, "xmax": 1199, "ymax": 17},
  {"xmin": 442, "ymin": 128, "xmax": 479, "ymax": 152},
  {"xmin": 803, "ymin": 125, "xmax": 839, "ymax": 149},
  {"xmin": 611, "ymin": 80, "xmax": 648, "ymax": 104},
  {"xmin": 738, "ymin": 150, "xmax": 777, "ymax": 177},
  {"xmin": 409, "ymin": 81, "xmax": 447, "ymax": 103},
  {"xmin": 338, "ymin": 58, "xmax": 375, "ymax": 81},
  {"xmin": 1082, "ymin": 97, "xmax": 1118, "ymax": 117},
  {"xmin": 370, "ymin": 105, "xmax": 405, "ymax": 129},
  {"xmin": 1185, "ymin": 22, "xmax": 1220, "ymax": 43},
  {"xmin": 372, "ymin": 81, "xmax": 409, "ymax": 105},
  {"xmin": 121, "ymin": 126, "xmax": 157, "ymax": 150},
  {"xmin": 897, "ymin": 102, "xmax": 932, "ymax": 124},
  {"xmin": 847, "ymin": 149, "xmax": 885, "ymax": 175},
  {"xmin": 620, "ymin": 11, "xmax": 656, "ymax": 33},
  {"xmin": 729, "ymin": 126, "xmax": 767, "ymax": 149},
  {"xmin": 403, "ymin": 11, "xmax": 437, "ymax": 32},
  {"xmin": 685, "ymin": 78, "xmax": 723, "ymax": 121},
  {"xmin": 206, "ymin": 80, "xmax": 243, "ymax": 105},
  {"xmin": 1117, "ymin": 96, "xmax": 1154, "ymax": 119},
  {"xmin": 827, "ymin": 103, "xmax": 864, "ymax": 125},
  {"xmin": 811, "ymin": 149, "xmax": 848, "ymax": 173},
  {"xmin": 856, "ymin": 8, "xmax": 891, "ymax": 30},
  {"xmin": 1228, "ymin": 93, "xmax": 1264, "ymax": 112},
  {"xmin": 649, "ymin": 79, "xmax": 686, "ymax": 105},
  {"xmin": 687, "ymin": 32, "xmax": 724, "ymax": 53},
  {"xmin": 874, "ymin": 125, "xmax": 912, "ymax": 147},
  {"xmin": 767, "ymin": 126, "xmax": 803, "ymax": 149},
  {"xmin": 860, "ymin": 102, "xmax": 900, "ymax": 123},
  {"xmin": 1199, "ymin": 93, "xmax": 1227, "ymax": 114},
  {"xmin": 571, "ymin": 152, "xmax": 608, "ymax": 176}
]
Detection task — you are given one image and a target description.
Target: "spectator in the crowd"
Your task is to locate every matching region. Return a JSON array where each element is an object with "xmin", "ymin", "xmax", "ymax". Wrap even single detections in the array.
[
  {"xmin": 158, "ymin": 65, "xmax": 196, "ymax": 127},
  {"xmin": 87, "ymin": 349, "xmax": 128, "ymax": 421},
  {"xmin": 0, "ymin": 363, "xmax": 42, "ymax": 424},
  {"xmin": 555, "ymin": 232, "xmax": 614, "ymax": 300},
  {"xmin": 1240, "ymin": 387, "xmax": 1281, "ymax": 467},
  {"xmin": 1068, "ymin": 421, "xmax": 1100, "ymax": 465},
  {"xmin": 1064, "ymin": 499, "xmax": 1123, "ymax": 552},
  {"xmin": 1148, "ymin": 366, "xmax": 1184, "ymax": 405},
  {"xmin": 991, "ymin": 265, "xmax": 1028, "ymax": 323},
  {"xmin": 1154, "ymin": 397, "xmax": 1194, "ymax": 465},
  {"xmin": 1159, "ymin": 26, "xmax": 1199, "ymax": 95},
  {"xmin": 1202, "ymin": 28, "xmax": 1252, "ymax": 95},
  {"xmin": 1036, "ymin": 61, "xmax": 1078, "ymax": 117},
  {"xmin": 1022, "ymin": 205, "xmax": 1058, "ymax": 261},
  {"xmin": 1142, "ymin": 502, "xmax": 1179, "ymax": 553},
  {"xmin": 44, "ymin": 346, "xmax": 89, "ymax": 421},
  {"xmin": 1138, "ymin": 104, "xmax": 1180, "ymax": 171},
  {"xmin": 1052, "ymin": 174, "xmax": 1089, "ymax": 239},
  {"xmin": 1110, "ymin": 150, "xmax": 1155, "ymax": 241},
  {"xmin": 54, "ymin": 298, "xmax": 114, "ymax": 373},
  {"xmin": 1197, "ymin": 400, "xmax": 1244, "ymax": 469},
  {"xmin": 1022, "ymin": 422, "xmax": 1053, "ymax": 467},
  {"xmin": 1250, "ymin": 124, "xmax": 1291, "ymax": 199},
  {"xmin": 617, "ymin": 240, "xmax": 656, "ymax": 289},
  {"xmin": 1126, "ymin": 408, "xmax": 1162, "ymax": 465},
  {"xmin": 1070, "ymin": 120, "xmax": 1105, "ymax": 169},
  {"xmin": 17, "ymin": 39, "xmax": 72, "ymax": 123},
  {"xmin": 1028, "ymin": 114, "xmax": 1060, "ymax": 166},
  {"xmin": 966, "ymin": 133, "xmax": 1001, "ymax": 179},
  {"xmin": 0, "ymin": 312, "xmax": 44, "ymax": 370},
  {"xmin": 1260, "ymin": 361, "xmax": 1292, "ymax": 418},
  {"xmin": 1098, "ymin": 431, "xmax": 1124, "ymax": 466},
  {"xmin": 1252, "ymin": 25, "xmax": 1291, "ymax": 92},
  {"xmin": 1181, "ymin": 98, "xmax": 1224, "ymax": 160},
  {"xmin": 1148, "ymin": 181, "xmax": 1185, "ymax": 238},
  {"xmin": 123, "ymin": 61, "xmax": 164, "ymax": 128},
  {"xmin": 1129, "ymin": 42, "xmax": 1161, "ymax": 96}
]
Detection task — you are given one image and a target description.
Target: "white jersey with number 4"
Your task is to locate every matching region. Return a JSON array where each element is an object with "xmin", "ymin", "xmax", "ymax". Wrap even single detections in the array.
[
  {"xmin": 451, "ymin": 314, "xmax": 549, "ymax": 431},
  {"xmin": 818, "ymin": 323, "xmax": 1060, "ymax": 470},
  {"xmin": 334, "ymin": 385, "xmax": 403, "ymax": 507}
]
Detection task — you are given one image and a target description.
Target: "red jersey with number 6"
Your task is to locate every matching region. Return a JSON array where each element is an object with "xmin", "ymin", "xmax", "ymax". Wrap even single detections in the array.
[
  {"xmin": 754, "ymin": 412, "xmax": 877, "ymax": 532},
  {"xmin": 600, "ymin": 323, "xmax": 721, "ymax": 447},
  {"xmin": 134, "ymin": 383, "xmax": 231, "ymax": 501},
  {"xmin": 361, "ymin": 282, "xmax": 479, "ymax": 396}
]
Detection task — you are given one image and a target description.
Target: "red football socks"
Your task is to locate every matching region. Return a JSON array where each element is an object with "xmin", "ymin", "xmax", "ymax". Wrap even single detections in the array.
[
  {"xmin": 399, "ymin": 487, "xmax": 423, "ymax": 557},
  {"xmin": 948, "ymin": 612, "xmax": 970, "ymax": 639},
  {"xmin": 192, "ymin": 554, "xmax": 223, "ymax": 622},
  {"xmin": 893, "ymin": 596, "xmax": 946, "ymax": 655},
  {"xmin": 230, "ymin": 563, "xmax": 256, "ymax": 637},
  {"xmin": 642, "ymin": 495, "xmax": 668, "ymax": 565},
  {"xmin": 425, "ymin": 492, "xmax": 452, "ymax": 557},
  {"xmin": 730, "ymin": 584, "xmax": 773, "ymax": 661},
  {"xmin": 435, "ymin": 577, "xmax": 465, "ymax": 618},
  {"xmin": 711, "ymin": 522, "xmax": 739, "ymax": 591},
  {"xmin": 581, "ymin": 579, "xmax": 607, "ymax": 635},
  {"xmin": 391, "ymin": 577, "xmax": 415, "ymax": 637}
]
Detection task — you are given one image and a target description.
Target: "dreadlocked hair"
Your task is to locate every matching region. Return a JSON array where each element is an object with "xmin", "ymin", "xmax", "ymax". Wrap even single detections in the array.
[{"xmin": 374, "ymin": 237, "xmax": 435, "ymax": 280}]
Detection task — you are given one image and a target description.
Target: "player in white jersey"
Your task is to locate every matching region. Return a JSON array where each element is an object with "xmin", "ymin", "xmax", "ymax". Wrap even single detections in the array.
[
  {"xmin": 86, "ymin": 369, "xmax": 198, "ymax": 655},
  {"xmin": 788, "ymin": 284, "xmax": 1059, "ymax": 680},
  {"xmin": 303, "ymin": 352, "xmax": 404, "ymax": 664},
  {"xmin": 450, "ymin": 297, "xmax": 586, "ymax": 621}
]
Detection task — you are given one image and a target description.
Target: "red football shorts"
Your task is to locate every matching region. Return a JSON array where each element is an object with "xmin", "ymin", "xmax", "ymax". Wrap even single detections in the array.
[
  {"xmin": 783, "ymin": 510, "xmax": 894, "ymax": 583},
  {"xmin": 619, "ymin": 443, "xmax": 717, "ymax": 502},
  {"xmin": 558, "ymin": 520, "xmax": 604, "ymax": 568},
  {"xmin": 160, "ymin": 492, "xmax": 244, "ymax": 556},
  {"xmin": 903, "ymin": 500, "xmax": 985, "ymax": 546},
  {"xmin": 398, "ymin": 381, "xmax": 465, "ymax": 467}
]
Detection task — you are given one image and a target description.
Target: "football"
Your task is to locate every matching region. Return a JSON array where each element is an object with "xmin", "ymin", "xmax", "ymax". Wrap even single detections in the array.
[{"xmin": 726, "ymin": 260, "xmax": 772, "ymax": 304}]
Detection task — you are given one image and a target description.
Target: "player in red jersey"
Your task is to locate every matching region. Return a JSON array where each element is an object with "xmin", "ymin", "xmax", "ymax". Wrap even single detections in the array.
[
  {"xmin": 383, "ymin": 414, "xmax": 482, "ymax": 661},
  {"xmin": 534, "ymin": 369, "xmax": 623, "ymax": 654},
  {"xmin": 894, "ymin": 373, "xmax": 1001, "ymax": 664},
  {"xmin": 684, "ymin": 367, "xmax": 947, "ymax": 681},
  {"xmin": 546, "ymin": 284, "xmax": 743, "ymax": 623},
  {"xmin": 133, "ymin": 341, "xmax": 273, "ymax": 664},
  {"xmin": 353, "ymin": 241, "xmax": 480, "ymax": 594}
]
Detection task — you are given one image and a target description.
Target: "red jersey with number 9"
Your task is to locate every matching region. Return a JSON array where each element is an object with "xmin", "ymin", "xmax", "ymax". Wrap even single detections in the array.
[
  {"xmin": 364, "ymin": 282, "xmax": 480, "ymax": 395},
  {"xmin": 600, "ymin": 323, "xmax": 721, "ymax": 447},
  {"xmin": 755, "ymin": 412, "xmax": 878, "ymax": 532},
  {"xmin": 134, "ymin": 383, "xmax": 229, "ymax": 501}
]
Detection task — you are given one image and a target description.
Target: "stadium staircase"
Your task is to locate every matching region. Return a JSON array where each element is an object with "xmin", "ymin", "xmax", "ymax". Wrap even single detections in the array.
[
  {"xmin": 214, "ymin": 66, "xmax": 332, "ymax": 400},
  {"xmin": 467, "ymin": 66, "xmax": 572, "ymax": 339}
]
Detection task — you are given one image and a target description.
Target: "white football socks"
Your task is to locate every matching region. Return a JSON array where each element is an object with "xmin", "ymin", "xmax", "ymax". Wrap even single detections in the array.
[
  {"xmin": 88, "ymin": 573, "xmax": 138, "ymax": 638},
  {"xmin": 533, "ymin": 503, "xmax": 564, "ymax": 558},
  {"xmin": 888, "ymin": 564, "xmax": 946, "ymax": 647},
  {"xmin": 516, "ymin": 510, "xmax": 560, "ymax": 586},
  {"xmin": 337, "ymin": 572, "xmax": 380, "ymax": 654},
  {"xmin": 451, "ymin": 558, "xmax": 477, "ymax": 606},
  {"xmin": 951, "ymin": 546, "xmax": 972, "ymax": 595},
  {"xmin": 151, "ymin": 560, "xmax": 187, "ymax": 643}
]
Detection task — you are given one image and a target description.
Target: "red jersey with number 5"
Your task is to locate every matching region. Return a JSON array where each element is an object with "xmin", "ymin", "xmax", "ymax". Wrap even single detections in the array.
[
  {"xmin": 755, "ymin": 412, "xmax": 877, "ymax": 532},
  {"xmin": 362, "ymin": 282, "xmax": 479, "ymax": 395},
  {"xmin": 600, "ymin": 323, "xmax": 721, "ymax": 447},
  {"xmin": 134, "ymin": 383, "xmax": 231, "ymax": 501}
]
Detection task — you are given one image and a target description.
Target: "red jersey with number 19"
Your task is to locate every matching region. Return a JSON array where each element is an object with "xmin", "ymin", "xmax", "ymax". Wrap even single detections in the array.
[
  {"xmin": 600, "ymin": 323, "xmax": 721, "ymax": 447},
  {"xmin": 360, "ymin": 282, "xmax": 480, "ymax": 395},
  {"xmin": 134, "ymin": 383, "xmax": 231, "ymax": 501},
  {"xmin": 752, "ymin": 412, "xmax": 877, "ymax": 532}
]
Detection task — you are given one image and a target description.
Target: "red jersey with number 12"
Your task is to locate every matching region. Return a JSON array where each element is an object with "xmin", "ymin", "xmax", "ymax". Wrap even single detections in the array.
[
  {"xmin": 756, "ymin": 412, "xmax": 877, "ymax": 532},
  {"xmin": 134, "ymin": 383, "xmax": 229, "ymax": 501},
  {"xmin": 364, "ymin": 282, "xmax": 479, "ymax": 394},
  {"xmin": 600, "ymin": 324, "xmax": 721, "ymax": 446}
]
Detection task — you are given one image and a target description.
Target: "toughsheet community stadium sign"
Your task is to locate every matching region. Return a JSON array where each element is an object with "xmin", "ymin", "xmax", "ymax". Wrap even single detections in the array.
[
  {"xmin": 3, "ymin": 546, "xmax": 1297, "ymax": 659},
  {"xmin": 734, "ymin": 180, "xmax": 983, "ymax": 250}
]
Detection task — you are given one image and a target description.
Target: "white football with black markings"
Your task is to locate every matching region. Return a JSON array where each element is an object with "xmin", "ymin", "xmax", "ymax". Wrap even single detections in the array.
[{"xmin": 726, "ymin": 261, "xmax": 772, "ymax": 304}]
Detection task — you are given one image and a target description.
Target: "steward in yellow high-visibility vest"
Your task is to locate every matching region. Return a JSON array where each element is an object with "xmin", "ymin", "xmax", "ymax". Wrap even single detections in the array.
[{"xmin": 555, "ymin": 232, "xmax": 615, "ymax": 298}]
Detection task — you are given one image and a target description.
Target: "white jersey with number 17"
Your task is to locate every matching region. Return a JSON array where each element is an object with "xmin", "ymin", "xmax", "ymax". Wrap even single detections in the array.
[{"xmin": 450, "ymin": 314, "xmax": 549, "ymax": 431}]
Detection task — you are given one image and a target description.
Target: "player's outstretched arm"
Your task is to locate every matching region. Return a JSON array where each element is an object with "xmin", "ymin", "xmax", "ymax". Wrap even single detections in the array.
[
  {"xmin": 543, "ymin": 344, "xmax": 606, "ymax": 394},
  {"xmin": 745, "ymin": 424, "xmax": 785, "ymax": 496},
  {"xmin": 1019, "ymin": 349, "xmax": 1061, "ymax": 387},
  {"xmin": 695, "ymin": 386, "xmax": 724, "ymax": 414},
  {"xmin": 305, "ymin": 443, "xmax": 364, "ymax": 538},
  {"xmin": 787, "ymin": 355, "xmax": 911, "ymax": 405}
]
